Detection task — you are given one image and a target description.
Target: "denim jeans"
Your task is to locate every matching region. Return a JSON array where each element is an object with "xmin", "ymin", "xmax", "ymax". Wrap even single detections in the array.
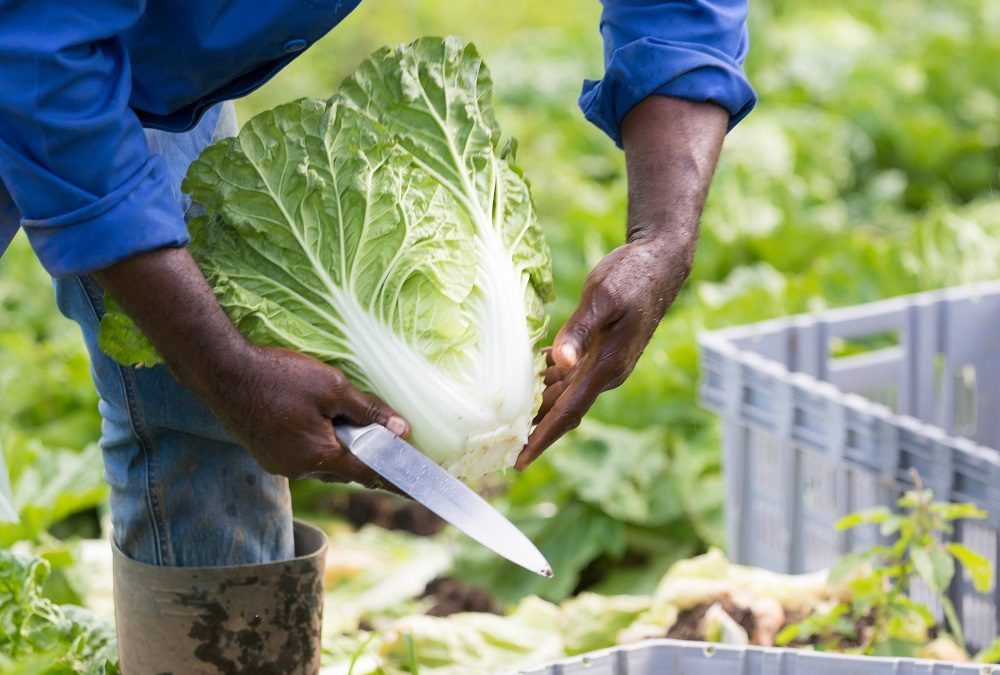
[{"xmin": 53, "ymin": 103, "xmax": 295, "ymax": 567}]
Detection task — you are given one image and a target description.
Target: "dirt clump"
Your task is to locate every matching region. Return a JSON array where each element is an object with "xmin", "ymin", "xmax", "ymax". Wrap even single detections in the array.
[
  {"xmin": 666, "ymin": 598, "xmax": 756, "ymax": 642},
  {"xmin": 323, "ymin": 490, "xmax": 446, "ymax": 536},
  {"xmin": 422, "ymin": 577, "xmax": 502, "ymax": 617}
]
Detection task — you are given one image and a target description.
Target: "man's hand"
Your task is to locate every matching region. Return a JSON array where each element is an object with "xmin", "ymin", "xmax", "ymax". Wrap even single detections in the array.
[
  {"xmin": 206, "ymin": 343, "xmax": 408, "ymax": 484},
  {"xmin": 516, "ymin": 96, "xmax": 729, "ymax": 470},
  {"xmin": 93, "ymin": 247, "xmax": 408, "ymax": 488}
]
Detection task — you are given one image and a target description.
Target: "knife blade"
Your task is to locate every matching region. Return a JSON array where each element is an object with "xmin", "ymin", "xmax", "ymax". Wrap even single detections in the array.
[{"xmin": 334, "ymin": 424, "xmax": 552, "ymax": 578}]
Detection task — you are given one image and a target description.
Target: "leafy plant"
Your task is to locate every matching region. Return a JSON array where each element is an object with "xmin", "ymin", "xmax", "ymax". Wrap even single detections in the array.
[
  {"xmin": 0, "ymin": 434, "xmax": 107, "ymax": 547},
  {"xmin": 777, "ymin": 471, "xmax": 993, "ymax": 656},
  {"xmin": 973, "ymin": 635, "xmax": 1000, "ymax": 664},
  {"xmin": 99, "ymin": 36, "xmax": 553, "ymax": 482},
  {"xmin": 0, "ymin": 548, "xmax": 118, "ymax": 674},
  {"xmin": 0, "ymin": 444, "xmax": 14, "ymax": 524}
]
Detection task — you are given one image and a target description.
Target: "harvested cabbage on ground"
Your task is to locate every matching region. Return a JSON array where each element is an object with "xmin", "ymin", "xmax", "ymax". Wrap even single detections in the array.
[
  {"xmin": 318, "ymin": 549, "xmax": 852, "ymax": 674},
  {"xmin": 99, "ymin": 36, "xmax": 553, "ymax": 480},
  {"xmin": 322, "ymin": 524, "xmax": 452, "ymax": 634},
  {"xmin": 320, "ymin": 547, "xmax": 977, "ymax": 674},
  {"xmin": 60, "ymin": 523, "xmax": 977, "ymax": 674}
]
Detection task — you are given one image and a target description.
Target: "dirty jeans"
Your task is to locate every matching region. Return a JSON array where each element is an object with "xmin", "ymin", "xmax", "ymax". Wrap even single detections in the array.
[{"xmin": 53, "ymin": 103, "xmax": 295, "ymax": 566}]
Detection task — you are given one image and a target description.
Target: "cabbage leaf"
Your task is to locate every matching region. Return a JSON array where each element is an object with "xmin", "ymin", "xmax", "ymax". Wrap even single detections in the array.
[{"xmin": 99, "ymin": 37, "xmax": 553, "ymax": 480}]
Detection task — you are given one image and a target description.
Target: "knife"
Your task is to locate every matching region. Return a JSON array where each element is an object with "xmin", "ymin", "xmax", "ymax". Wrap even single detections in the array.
[{"xmin": 332, "ymin": 424, "xmax": 552, "ymax": 578}]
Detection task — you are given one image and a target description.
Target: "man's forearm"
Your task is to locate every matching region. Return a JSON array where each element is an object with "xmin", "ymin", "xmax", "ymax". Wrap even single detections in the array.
[
  {"xmin": 92, "ymin": 246, "xmax": 247, "ymax": 396},
  {"xmin": 518, "ymin": 97, "xmax": 731, "ymax": 465},
  {"xmin": 621, "ymin": 96, "xmax": 728, "ymax": 249}
]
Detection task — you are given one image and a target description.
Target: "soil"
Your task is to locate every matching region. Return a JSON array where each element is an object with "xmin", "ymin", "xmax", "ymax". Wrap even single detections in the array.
[
  {"xmin": 663, "ymin": 600, "xmax": 936, "ymax": 652},
  {"xmin": 352, "ymin": 578, "xmax": 501, "ymax": 630},
  {"xmin": 666, "ymin": 598, "xmax": 757, "ymax": 642},
  {"xmin": 421, "ymin": 577, "xmax": 503, "ymax": 617},
  {"xmin": 321, "ymin": 490, "xmax": 446, "ymax": 536}
]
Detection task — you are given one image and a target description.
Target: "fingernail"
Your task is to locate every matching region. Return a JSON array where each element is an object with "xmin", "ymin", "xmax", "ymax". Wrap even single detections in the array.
[
  {"xmin": 386, "ymin": 415, "xmax": 408, "ymax": 437},
  {"xmin": 559, "ymin": 344, "xmax": 578, "ymax": 366}
]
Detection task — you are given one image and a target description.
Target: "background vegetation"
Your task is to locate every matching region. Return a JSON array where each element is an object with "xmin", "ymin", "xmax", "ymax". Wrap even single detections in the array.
[{"xmin": 0, "ymin": 0, "xmax": 997, "ymax": 659}]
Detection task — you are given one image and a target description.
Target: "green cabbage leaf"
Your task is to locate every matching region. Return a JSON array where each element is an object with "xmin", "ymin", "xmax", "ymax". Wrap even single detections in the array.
[{"xmin": 99, "ymin": 37, "xmax": 553, "ymax": 480}]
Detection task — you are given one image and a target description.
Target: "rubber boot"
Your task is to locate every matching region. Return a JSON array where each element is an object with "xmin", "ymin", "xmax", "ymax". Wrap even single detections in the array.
[{"xmin": 112, "ymin": 519, "xmax": 328, "ymax": 675}]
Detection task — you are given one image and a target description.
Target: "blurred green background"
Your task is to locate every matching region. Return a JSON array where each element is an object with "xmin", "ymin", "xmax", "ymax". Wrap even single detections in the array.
[{"xmin": 1, "ymin": 0, "xmax": 998, "ymax": 612}]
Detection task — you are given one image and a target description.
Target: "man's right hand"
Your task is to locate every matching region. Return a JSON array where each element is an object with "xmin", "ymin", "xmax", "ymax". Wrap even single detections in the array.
[
  {"xmin": 93, "ymin": 246, "xmax": 408, "ymax": 488},
  {"xmin": 205, "ymin": 343, "xmax": 409, "ymax": 483}
]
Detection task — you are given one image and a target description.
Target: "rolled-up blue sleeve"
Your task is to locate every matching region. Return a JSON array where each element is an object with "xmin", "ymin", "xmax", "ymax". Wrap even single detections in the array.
[
  {"xmin": 580, "ymin": 0, "xmax": 757, "ymax": 147},
  {"xmin": 0, "ymin": 0, "xmax": 189, "ymax": 277}
]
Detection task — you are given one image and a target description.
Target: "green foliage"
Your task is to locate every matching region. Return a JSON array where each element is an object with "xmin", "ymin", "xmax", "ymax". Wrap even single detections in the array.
[
  {"xmin": 0, "ymin": 236, "xmax": 101, "ymax": 451},
  {"xmin": 777, "ymin": 472, "xmax": 993, "ymax": 656},
  {"xmin": 0, "ymin": 236, "xmax": 109, "ymax": 594},
  {"xmin": 975, "ymin": 636, "xmax": 1000, "ymax": 664},
  {"xmin": 451, "ymin": 421, "xmax": 703, "ymax": 603},
  {"xmin": 545, "ymin": 422, "xmax": 683, "ymax": 527},
  {"xmin": 0, "ymin": 549, "xmax": 118, "ymax": 674},
  {"xmin": 454, "ymin": 498, "xmax": 627, "ymax": 604},
  {"xmin": 0, "ymin": 436, "xmax": 107, "ymax": 548}
]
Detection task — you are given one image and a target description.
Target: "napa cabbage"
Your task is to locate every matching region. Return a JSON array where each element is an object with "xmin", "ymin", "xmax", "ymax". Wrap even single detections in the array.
[{"xmin": 100, "ymin": 37, "xmax": 553, "ymax": 480}]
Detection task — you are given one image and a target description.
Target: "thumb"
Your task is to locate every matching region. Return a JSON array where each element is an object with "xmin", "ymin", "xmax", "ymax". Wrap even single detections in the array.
[
  {"xmin": 553, "ymin": 302, "xmax": 606, "ymax": 369},
  {"xmin": 341, "ymin": 387, "xmax": 410, "ymax": 438}
]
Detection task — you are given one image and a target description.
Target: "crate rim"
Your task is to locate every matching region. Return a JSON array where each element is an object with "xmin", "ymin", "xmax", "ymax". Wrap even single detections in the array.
[
  {"xmin": 699, "ymin": 280, "xmax": 1000, "ymax": 347},
  {"xmin": 511, "ymin": 637, "xmax": 1000, "ymax": 674}
]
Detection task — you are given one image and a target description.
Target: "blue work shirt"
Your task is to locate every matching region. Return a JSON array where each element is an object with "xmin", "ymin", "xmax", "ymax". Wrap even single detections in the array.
[{"xmin": 0, "ymin": 0, "xmax": 755, "ymax": 278}]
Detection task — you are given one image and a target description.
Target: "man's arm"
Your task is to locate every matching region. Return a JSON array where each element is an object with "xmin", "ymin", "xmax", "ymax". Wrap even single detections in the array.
[
  {"xmin": 0, "ymin": 0, "xmax": 188, "ymax": 277},
  {"xmin": 0, "ymin": 1, "xmax": 406, "ymax": 485},
  {"xmin": 517, "ymin": 96, "xmax": 727, "ymax": 468},
  {"xmin": 93, "ymin": 247, "xmax": 409, "ymax": 485},
  {"xmin": 577, "ymin": 0, "xmax": 755, "ymax": 147},
  {"xmin": 515, "ymin": 0, "xmax": 755, "ymax": 467}
]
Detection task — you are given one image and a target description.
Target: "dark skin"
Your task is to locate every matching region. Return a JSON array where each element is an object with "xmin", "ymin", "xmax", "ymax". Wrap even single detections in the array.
[
  {"xmin": 93, "ymin": 250, "xmax": 409, "ymax": 489},
  {"xmin": 517, "ymin": 96, "xmax": 728, "ymax": 469},
  {"xmin": 94, "ymin": 95, "xmax": 727, "ymax": 485}
]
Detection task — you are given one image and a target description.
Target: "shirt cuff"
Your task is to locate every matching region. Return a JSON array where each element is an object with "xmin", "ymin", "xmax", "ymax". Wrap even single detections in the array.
[
  {"xmin": 21, "ymin": 155, "xmax": 190, "ymax": 278},
  {"xmin": 579, "ymin": 37, "xmax": 757, "ymax": 147}
]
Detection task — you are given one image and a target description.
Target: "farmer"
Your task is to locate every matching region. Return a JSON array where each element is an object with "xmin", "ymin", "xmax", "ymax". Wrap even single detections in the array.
[{"xmin": 0, "ymin": 0, "xmax": 754, "ymax": 670}]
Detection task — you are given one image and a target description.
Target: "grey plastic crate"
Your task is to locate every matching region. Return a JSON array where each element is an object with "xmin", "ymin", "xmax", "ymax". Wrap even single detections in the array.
[
  {"xmin": 516, "ymin": 639, "xmax": 997, "ymax": 675},
  {"xmin": 698, "ymin": 281, "xmax": 1000, "ymax": 650}
]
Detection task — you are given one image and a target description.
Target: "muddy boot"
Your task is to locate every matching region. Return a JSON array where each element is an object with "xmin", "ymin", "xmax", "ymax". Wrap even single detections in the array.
[{"xmin": 112, "ymin": 519, "xmax": 328, "ymax": 675}]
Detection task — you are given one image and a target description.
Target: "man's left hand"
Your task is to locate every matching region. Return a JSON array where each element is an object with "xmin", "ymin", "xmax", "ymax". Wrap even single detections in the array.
[
  {"xmin": 515, "ymin": 232, "xmax": 693, "ymax": 469},
  {"xmin": 516, "ymin": 96, "xmax": 729, "ymax": 470}
]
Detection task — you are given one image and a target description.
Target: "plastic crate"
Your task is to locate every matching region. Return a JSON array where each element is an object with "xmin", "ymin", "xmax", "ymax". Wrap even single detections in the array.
[
  {"xmin": 515, "ymin": 639, "xmax": 997, "ymax": 674},
  {"xmin": 698, "ymin": 281, "xmax": 1000, "ymax": 650}
]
